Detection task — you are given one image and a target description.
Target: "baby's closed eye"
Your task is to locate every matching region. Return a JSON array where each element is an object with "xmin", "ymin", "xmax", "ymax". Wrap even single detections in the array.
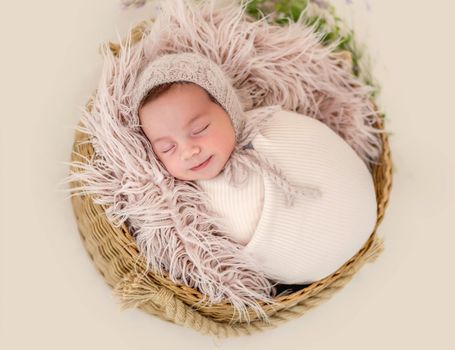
[
  {"xmin": 193, "ymin": 123, "xmax": 210, "ymax": 135},
  {"xmin": 161, "ymin": 145, "xmax": 174, "ymax": 153}
]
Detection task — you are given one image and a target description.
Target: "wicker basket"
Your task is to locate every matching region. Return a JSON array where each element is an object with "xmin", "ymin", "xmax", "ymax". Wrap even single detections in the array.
[{"xmin": 68, "ymin": 19, "xmax": 393, "ymax": 338}]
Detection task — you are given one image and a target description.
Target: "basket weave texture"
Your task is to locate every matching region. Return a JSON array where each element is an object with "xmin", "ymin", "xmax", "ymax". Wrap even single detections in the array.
[{"xmin": 69, "ymin": 19, "xmax": 393, "ymax": 338}]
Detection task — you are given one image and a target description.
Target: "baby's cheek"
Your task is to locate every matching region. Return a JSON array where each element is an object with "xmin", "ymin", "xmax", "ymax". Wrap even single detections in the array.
[
  {"xmin": 162, "ymin": 158, "xmax": 174, "ymax": 172},
  {"xmin": 215, "ymin": 125, "xmax": 235, "ymax": 152}
]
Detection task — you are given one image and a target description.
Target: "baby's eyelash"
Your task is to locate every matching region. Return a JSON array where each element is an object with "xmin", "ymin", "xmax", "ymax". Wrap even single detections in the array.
[
  {"xmin": 162, "ymin": 145, "xmax": 174, "ymax": 153},
  {"xmin": 194, "ymin": 124, "xmax": 210, "ymax": 134}
]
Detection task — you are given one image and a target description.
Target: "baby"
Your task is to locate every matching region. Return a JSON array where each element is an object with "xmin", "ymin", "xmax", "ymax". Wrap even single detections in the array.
[{"xmin": 132, "ymin": 52, "xmax": 377, "ymax": 284}]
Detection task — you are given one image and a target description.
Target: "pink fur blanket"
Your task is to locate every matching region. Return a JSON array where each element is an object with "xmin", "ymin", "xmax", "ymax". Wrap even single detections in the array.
[{"xmin": 66, "ymin": 0, "xmax": 384, "ymax": 323}]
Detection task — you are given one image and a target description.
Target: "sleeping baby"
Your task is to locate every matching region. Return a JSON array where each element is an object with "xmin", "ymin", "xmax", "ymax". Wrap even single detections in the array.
[{"xmin": 131, "ymin": 52, "xmax": 377, "ymax": 285}]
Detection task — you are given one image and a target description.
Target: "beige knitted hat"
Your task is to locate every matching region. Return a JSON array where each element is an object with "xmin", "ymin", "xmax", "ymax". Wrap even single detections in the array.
[{"xmin": 131, "ymin": 52, "xmax": 245, "ymax": 140}]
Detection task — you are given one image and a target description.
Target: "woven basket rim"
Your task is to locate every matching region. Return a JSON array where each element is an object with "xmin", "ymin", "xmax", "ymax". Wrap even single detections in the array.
[{"xmin": 68, "ymin": 11, "xmax": 393, "ymax": 331}]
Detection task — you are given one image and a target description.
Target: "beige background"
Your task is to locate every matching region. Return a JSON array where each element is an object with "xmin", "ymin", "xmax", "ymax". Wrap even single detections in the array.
[{"xmin": 1, "ymin": 0, "xmax": 454, "ymax": 349}]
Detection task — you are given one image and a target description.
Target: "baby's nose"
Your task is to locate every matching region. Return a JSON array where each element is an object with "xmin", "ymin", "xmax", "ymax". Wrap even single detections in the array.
[{"xmin": 181, "ymin": 145, "xmax": 201, "ymax": 161}]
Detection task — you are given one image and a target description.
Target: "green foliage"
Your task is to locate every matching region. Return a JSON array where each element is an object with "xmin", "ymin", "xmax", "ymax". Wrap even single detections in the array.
[
  {"xmin": 274, "ymin": 0, "xmax": 309, "ymax": 22},
  {"xmin": 244, "ymin": 0, "xmax": 366, "ymax": 82},
  {"xmin": 246, "ymin": 0, "xmax": 309, "ymax": 23}
]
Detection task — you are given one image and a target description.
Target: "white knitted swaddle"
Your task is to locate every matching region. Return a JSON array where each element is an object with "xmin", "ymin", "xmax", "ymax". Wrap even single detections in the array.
[{"xmin": 196, "ymin": 109, "xmax": 377, "ymax": 284}]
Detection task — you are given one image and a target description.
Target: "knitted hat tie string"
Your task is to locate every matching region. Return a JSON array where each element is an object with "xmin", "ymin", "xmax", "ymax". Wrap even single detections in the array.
[{"xmin": 222, "ymin": 105, "xmax": 322, "ymax": 207}]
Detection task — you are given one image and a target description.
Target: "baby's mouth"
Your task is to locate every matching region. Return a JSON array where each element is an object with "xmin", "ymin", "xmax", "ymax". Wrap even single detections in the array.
[{"xmin": 190, "ymin": 156, "xmax": 213, "ymax": 171}]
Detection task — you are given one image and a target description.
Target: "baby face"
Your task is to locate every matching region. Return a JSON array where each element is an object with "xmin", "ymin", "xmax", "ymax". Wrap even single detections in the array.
[{"xmin": 139, "ymin": 83, "xmax": 236, "ymax": 181}]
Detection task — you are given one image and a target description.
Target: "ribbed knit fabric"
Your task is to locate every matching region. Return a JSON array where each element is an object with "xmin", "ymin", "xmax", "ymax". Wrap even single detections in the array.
[
  {"xmin": 196, "ymin": 109, "xmax": 377, "ymax": 284},
  {"xmin": 196, "ymin": 171, "xmax": 264, "ymax": 246}
]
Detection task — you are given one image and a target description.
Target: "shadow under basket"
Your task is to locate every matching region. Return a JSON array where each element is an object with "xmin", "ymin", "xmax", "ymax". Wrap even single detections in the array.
[{"xmin": 68, "ymin": 24, "xmax": 393, "ymax": 340}]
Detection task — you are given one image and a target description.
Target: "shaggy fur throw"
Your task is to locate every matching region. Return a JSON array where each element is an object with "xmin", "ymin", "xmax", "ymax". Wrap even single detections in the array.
[{"xmin": 65, "ymin": 0, "xmax": 384, "ymax": 323}]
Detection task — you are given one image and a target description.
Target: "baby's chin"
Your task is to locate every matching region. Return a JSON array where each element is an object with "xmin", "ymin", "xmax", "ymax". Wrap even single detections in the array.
[{"xmin": 186, "ymin": 168, "xmax": 222, "ymax": 181}]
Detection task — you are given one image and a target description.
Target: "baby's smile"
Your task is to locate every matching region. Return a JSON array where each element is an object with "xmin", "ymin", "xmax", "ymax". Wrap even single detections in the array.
[{"xmin": 190, "ymin": 155, "xmax": 214, "ymax": 171}]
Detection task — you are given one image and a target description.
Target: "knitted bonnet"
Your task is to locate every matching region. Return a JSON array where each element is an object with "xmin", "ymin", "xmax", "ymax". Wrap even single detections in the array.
[{"xmin": 131, "ymin": 52, "xmax": 244, "ymax": 141}]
